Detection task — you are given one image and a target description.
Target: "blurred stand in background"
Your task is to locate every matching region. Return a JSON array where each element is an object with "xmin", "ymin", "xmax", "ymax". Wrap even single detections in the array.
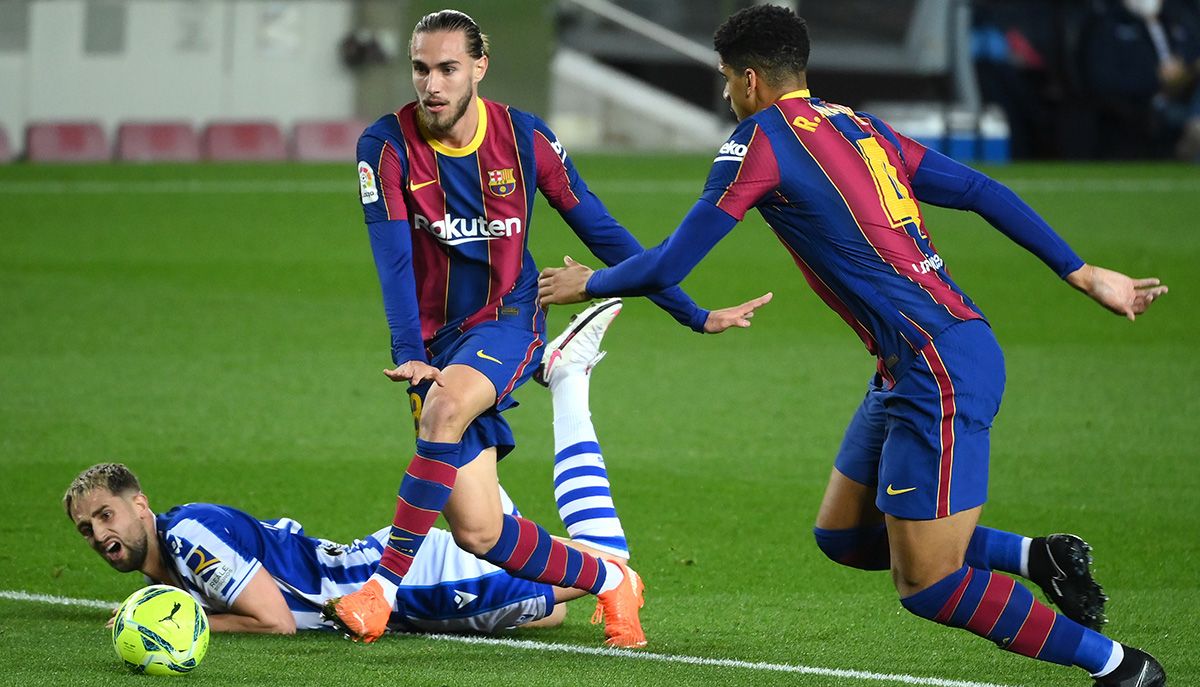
[
  {"xmin": 1074, "ymin": 0, "xmax": 1200, "ymax": 161},
  {"xmin": 971, "ymin": 1, "xmax": 1066, "ymax": 159},
  {"xmin": 971, "ymin": 0, "xmax": 1200, "ymax": 161},
  {"xmin": 1, "ymin": 0, "xmax": 1198, "ymax": 163}
]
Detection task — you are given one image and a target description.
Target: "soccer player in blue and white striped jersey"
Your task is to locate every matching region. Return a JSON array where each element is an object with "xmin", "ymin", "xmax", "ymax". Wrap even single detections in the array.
[{"xmin": 64, "ymin": 302, "xmax": 635, "ymax": 635}]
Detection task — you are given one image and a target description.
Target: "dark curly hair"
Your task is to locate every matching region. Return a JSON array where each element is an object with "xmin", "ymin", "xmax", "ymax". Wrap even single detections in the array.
[
  {"xmin": 412, "ymin": 9, "xmax": 490, "ymax": 59},
  {"xmin": 713, "ymin": 5, "xmax": 809, "ymax": 86}
]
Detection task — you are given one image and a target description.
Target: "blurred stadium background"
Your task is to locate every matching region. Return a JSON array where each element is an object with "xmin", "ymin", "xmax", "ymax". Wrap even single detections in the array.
[{"xmin": 2, "ymin": 0, "xmax": 1198, "ymax": 163}]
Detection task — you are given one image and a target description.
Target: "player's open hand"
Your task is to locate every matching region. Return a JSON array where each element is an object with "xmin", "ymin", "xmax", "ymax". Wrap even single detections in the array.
[
  {"xmin": 106, "ymin": 606, "xmax": 118, "ymax": 629},
  {"xmin": 538, "ymin": 256, "xmax": 593, "ymax": 306},
  {"xmin": 703, "ymin": 292, "xmax": 774, "ymax": 333},
  {"xmin": 1066, "ymin": 263, "xmax": 1168, "ymax": 321},
  {"xmin": 384, "ymin": 360, "xmax": 445, "ymax": 386}
]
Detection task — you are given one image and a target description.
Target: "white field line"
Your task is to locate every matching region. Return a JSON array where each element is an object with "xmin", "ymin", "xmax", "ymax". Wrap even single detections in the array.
[
  {"xmin": 0, "ymin": 589, "xmax": 116, "ymax": 610},
  {"xmin": 0, "ymin": 178, "xmax": 1195, "ymax": 196},
  {"xmin": 1, "ymin": 588, "xmax": 1017, "ymax": 687},
  {"xmin": 424, "ymin": 633, "xmax": 1018, "ymax": 687}
]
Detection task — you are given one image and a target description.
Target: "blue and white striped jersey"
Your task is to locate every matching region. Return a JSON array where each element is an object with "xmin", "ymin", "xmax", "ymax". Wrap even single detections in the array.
[{"xmin": 154, "ymin": 503, "xmax": 554, "ymax": 633}]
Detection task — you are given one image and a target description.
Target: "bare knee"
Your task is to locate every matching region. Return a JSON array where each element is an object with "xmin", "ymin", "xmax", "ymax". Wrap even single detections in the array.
[
  {"xmin": 451, "ymin": 518, "xmax": 503, "ymax": 556},
  {"xmin": 885, "ymin": 508, "xmax": 978, "ymax": 597},
  {"xmin": 891, "ymin": 558, "xmax": 964, "ymax": 598},
  {"xmin": 418, "ymin": 392, "xmax": 474, "ymax": 440}
]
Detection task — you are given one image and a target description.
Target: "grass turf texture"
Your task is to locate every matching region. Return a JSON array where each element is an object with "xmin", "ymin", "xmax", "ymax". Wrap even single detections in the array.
[{"xmin": 0, "ymin": 159, "xmax": 1195, "ymax": 686}]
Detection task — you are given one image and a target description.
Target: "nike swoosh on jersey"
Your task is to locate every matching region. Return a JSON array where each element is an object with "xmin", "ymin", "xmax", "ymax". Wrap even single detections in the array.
[
  {"xmin": 886, "ymin": 484, "xmax": 917, "ymax": 496},
  {"xmin": 476, "ymin": 350, "xmax": 502, "ymax": 364},
  {"xmin": 409, "ymin": 179, "xmax": 438, "ymax": 192}
]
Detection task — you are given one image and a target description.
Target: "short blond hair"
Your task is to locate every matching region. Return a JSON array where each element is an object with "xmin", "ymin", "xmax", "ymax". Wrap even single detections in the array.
[{"xmin": 63, "ymin": 463, "xmax": 141, "ymax": 520}]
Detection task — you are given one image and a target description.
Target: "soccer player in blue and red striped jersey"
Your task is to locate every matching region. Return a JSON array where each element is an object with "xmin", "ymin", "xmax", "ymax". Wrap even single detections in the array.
[
  {"xmin": 538, "ymin": 6, "xmax": 1169, "ymax": 686},
  {"xmin": 327, "ymin": 9, "xmax": 764, "ymax": 647}
]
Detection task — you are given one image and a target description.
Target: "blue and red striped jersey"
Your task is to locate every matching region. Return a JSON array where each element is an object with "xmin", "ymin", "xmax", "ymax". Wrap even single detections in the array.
[
  {"xmin": 701, "ymin": 92, "xmax": 986, "ymax": 381},
  {"xmin": 587, "ymin": 90, "xmax": 1082, "ymax": 383},
  {"xmin": 357, "ymin": 98, "xmax": 706, "ymax": 363}
]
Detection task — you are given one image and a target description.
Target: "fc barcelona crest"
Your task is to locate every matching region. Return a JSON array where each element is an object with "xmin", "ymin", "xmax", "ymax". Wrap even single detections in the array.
[{"xmin": 487, "ymin": 168, "xmax": 517, "ymax": 197}]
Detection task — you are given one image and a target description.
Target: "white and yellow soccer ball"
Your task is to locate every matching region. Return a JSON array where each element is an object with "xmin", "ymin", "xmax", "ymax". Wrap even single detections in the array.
[{"xmin": 112, "ymin": 585, "xmax": 209, "ymax": 676}]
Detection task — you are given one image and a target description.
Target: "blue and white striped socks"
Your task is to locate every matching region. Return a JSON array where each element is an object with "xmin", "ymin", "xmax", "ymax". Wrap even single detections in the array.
[{"xmin": 550, "ymin": 371, "xmax": 629, "ymax": 559}]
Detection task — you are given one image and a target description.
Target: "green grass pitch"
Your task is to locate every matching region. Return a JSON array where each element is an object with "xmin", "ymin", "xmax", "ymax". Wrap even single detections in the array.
[{"xmin": 0, "ymin": 158, "xmax": 1196, "ymax": 686}]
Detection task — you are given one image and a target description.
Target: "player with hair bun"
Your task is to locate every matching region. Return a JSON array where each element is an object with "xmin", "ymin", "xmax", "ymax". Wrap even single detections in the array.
[{"xmin": 332, "ymin": 6, "xmax": 771, "ymax": 648}]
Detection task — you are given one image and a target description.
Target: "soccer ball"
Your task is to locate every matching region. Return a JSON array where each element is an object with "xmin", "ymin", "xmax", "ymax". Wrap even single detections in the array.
[{"xmin": 112, "ymin": 585, "xmax": 209, "ymax": 676}]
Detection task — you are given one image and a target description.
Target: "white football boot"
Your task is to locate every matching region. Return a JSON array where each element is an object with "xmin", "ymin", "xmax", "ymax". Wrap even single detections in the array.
[{"xmin": 537, "ymin": 298, "xmax": 623, "ymax": 386}]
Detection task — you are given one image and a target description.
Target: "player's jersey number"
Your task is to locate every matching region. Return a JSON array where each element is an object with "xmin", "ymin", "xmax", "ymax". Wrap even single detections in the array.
[{"xmin": 855, "ymin": 137, "xmax": 923, "ymax": 235}]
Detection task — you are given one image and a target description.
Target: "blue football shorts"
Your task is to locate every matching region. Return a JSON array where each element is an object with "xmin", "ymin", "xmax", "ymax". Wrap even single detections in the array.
[
  {"xmin": 833, "ymin": 319, "xmax": 1006, "ymax": 520},
  {"xmin": 407, "ymin": 319, "xmax": 544, "ymax": 462}
]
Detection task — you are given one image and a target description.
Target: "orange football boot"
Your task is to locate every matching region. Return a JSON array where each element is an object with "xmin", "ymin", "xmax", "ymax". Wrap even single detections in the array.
[
  {"xmin": 591, "ymin": 560, "xmax": 646, "ymax": 648},
  {"xmin": 321, "ymin": 579, "xmax": 391, "ymax": 643}
]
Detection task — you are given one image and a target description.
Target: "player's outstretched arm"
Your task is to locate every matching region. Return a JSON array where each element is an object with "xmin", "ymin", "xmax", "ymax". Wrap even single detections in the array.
[
  {"xmin": 889, "ymin": 121, "xmax": 1169, "ymax": 322},
  {"xmin": 1065, "ymin": 264, "xmax": 1168, "ymax": 321},
  {"xmin": 538, "ymin": 257, "xmax": 773, "ymax": 333},
  {"xmin": 905, "ymin": 145, "xmax": 1086, "ymax": 279},
  {"xmin": 538, "ymin": 200, "xmax": 738, "ymax": 305},
  {"xmin": 529, "ymin": 116, "xmax": 712, "ymax": 331}
]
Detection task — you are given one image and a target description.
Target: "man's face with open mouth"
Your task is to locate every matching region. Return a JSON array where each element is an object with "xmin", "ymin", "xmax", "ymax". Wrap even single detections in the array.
[{"xmin": 71, "ymin": 488, "xmax": 150, "ymax": 573}]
